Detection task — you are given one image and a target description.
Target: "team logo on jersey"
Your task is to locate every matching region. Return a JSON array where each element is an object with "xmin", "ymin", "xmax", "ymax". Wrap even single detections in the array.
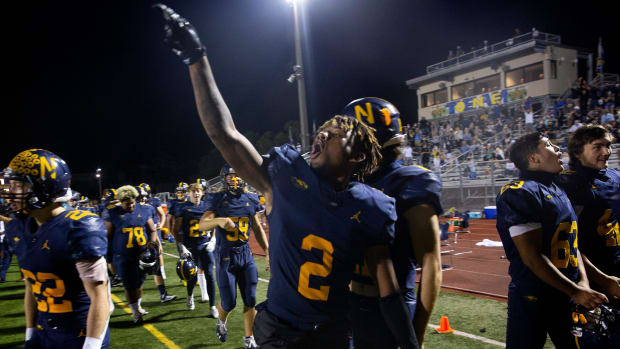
[
  {"xmin": 13, "ymin": 237, "xmax": 20, "ymax": 243},
  {"xmin": 592, "ymin": 185, "xmax": 598, "ymax": 189},
  {"xmin": 138, "ymin": 213, "xmax": 142, "ymax": 218},
  {"xmin": 546, "ymin": 195, "xmax": 553, "ymax": 200},
  {"xmin": 291, "ymin": 177, "xmax": 308, "ymax": 190},
  {"xmin": 41, "ymin": 240, "xmax": 51, "ymax": 250},
  {"xmin": 246, "ymin": 202, "xmax": 250, "ymax": 206},
  {"xmin": 350, "ymin": 210, "xmax": 362, "ymax": 223},
  {"xmin": 79, "ymin": 329, "xmax": 86, "ymax": 337}
]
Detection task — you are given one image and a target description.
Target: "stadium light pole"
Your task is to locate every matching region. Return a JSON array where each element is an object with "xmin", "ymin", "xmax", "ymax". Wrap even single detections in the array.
[
  {"xmin": 95, "ymin": 168, "xmax": 102, "ymax": 199},
  {"xmin": 286, "ymin": 0, "xmax": 310, "ymax": 152}
]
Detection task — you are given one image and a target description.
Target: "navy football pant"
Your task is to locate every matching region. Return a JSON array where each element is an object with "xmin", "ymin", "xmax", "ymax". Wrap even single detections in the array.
[
  {"xmin": 506, "ymin": 282, "xmax": 579, "ymax": 349},
  {"xmin": 215, "ymin": 244, "xmax": 257, "ymax": 311},
  {"xmin": 253, "ymin": 304, "xmax": 349, "ymax": 349},
  {"xmin": 189, "ymin": 245, "xmax": 216, "ymax": 305},
  {"xmin": 27, "ymin": 314, "xmax": 110, "ymax": 349},
  {"xmin": 113, "ymin": 255, "xmax": 146, "ymax": 291}
]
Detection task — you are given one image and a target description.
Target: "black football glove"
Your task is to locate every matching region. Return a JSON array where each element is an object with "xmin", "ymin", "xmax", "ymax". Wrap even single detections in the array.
[{"xmin": 153, "ymin": 3, "xmax": 206, "ymax": 65}]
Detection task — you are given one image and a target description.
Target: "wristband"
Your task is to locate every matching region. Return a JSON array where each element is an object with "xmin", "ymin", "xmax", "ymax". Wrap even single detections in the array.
[
  {"xmin": 82, "ymin": 336, "xmax": 104, "ymax": 349},
  {"xmin": 25, "ymin": 327, "xmax": 34, "ymax": 341}
]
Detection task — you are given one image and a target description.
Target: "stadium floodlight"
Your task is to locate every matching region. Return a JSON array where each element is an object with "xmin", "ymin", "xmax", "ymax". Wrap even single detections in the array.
[{"xmin": 95, "ymin": 168, "xmax": 102, "ymax": 198}]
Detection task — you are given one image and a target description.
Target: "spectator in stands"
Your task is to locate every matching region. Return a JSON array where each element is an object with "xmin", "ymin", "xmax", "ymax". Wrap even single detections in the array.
[
  {"xmin": 459, "ymin": 140, "xmax": 471, "ymax": 154},
  {"xmin": 602, "ymin": 108, "xmax": 615, "ymax": 124},
  {"xmin": 432, "ymin": 146, "xmax": 442, "ymax": 170},
  {"xmin": 402, "ymin": 143, "xmax": 413, "ymax": 165},
  {"xmin": 495, "ymin": 146, "xmax": 505, "ymax": 160}
]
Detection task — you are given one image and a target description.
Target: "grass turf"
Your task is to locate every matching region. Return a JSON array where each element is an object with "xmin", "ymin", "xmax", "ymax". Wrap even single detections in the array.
[{"xmin": 0, "ymin": 242, "xmax": 555, "ymax": 348}]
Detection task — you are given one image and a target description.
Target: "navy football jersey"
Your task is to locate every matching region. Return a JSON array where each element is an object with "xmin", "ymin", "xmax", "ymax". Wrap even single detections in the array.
[
  {"xmin": 103, "ymin": 204, "xmax": 152, "ymax": 256},
  {"xmin": 3, "ymin": 215, "xmax": 26, "ymax": 259},
  {"xmin": 204, "ymin": 191, "xmax": 262, "ymax": 248},
  {"xmin": 177, "ymin": 201, "xmax": 213, "ymax": 248},
  {"xmin": 17, "ymin": 210, "xmax": 107, "ymax": 325},
  {"xmin": 167, "ymin": 198, "xmax": 187, "ymax": 219},
  {"xmin": 146, "ymin": 197, "xmax": 162, "ymax": 224},
  {"xmin": 496, "ymin": 171, "xmax": 579, "ymax": 294},
  {"xmin": 354, "ymin": 160, "xmax": 442, "ymax": 289},
  {"xmin": 262, "ymin": 145, "xmax": 396, "ymax": 329},
  {"xmin": 556, "ymin": 164, "xmax": 620, "ymax": 276}
]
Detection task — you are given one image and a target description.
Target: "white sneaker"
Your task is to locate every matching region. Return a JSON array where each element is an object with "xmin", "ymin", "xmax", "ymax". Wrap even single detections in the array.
[
  {"xmin": 200, "ymin": 296, "xmax": 209, "ymax": 303},
  {"xmin": 211, "ymin": 305, "xmax": 219, "ymax": 318},
  {"xmin": 132, "ymin": 311, "xmax": 143, "ymax": 324},
  {"xmin": 244, "ymin": 335, "xmax": 258, "ymax": 349},
  {"xmin": 187, "ymin": 297, "xmax": 195, "ymax": 310},
  {"xmin": 138, "ymin": 306, "xmax": 148, "ymax": 315}
]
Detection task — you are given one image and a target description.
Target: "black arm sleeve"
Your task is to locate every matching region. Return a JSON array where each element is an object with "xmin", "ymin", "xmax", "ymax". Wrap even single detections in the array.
[{"xmin": 379, "ymin": 292, "xmax": 420, "ymax": 349}]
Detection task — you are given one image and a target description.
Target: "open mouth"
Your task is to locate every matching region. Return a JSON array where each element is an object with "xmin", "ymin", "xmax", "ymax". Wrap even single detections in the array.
[{"xmin": 309, "ymin": 140, "xmax": 323, "ymax": 159}]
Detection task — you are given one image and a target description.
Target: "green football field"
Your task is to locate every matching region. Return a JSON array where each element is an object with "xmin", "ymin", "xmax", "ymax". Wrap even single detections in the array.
[{"xmin": 0, "ymin": 243, "xmax": 554, "ymax": 348}]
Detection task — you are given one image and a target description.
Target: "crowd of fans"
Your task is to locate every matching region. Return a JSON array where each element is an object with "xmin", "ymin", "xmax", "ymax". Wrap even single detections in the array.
[{"xmin": 399, "ymin": 78, "xmax": 620, "ymax": 179}]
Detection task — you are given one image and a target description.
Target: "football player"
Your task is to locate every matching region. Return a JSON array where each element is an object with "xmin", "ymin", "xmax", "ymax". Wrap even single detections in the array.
[
  {"xmin": 155, "ymin": 6, "xmax": 419, "ymax": 349},
  {"xmin": 165, "ymin": 182, "xmax": 189, "ymax": 243},
  {"xmin": 172, "ymin": 183, "xmax": 218, "ymax": 315},
  {"xmin": 556, "ymin": 125, "xmax": 620, "ymax": 347},
  {"xmin": 197, "ymin": 166, "xmax": 269, "ymax": 348},
  {"xmin": 496, "ymin": 133, "xmax": 608, "ymax": 348},
  {"xmin": 343, "ymin": 98, "xmax": 443, "ymax": 348},
  {"xmin": 103, "ymin": 185, "xmax": 176, "ymax": 324},
  {"xmin": 137, "ymin": 184, "xmax": 168, "ymax": 278},
  {"xmin": 0, "ymin": 149, "xmax": 111, "ymax": 348}
]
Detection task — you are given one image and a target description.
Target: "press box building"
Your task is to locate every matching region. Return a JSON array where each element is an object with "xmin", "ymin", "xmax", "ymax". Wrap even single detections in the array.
[{"xmin": 406, "ymin": 30, "xmax": 596, "ymax": 120}]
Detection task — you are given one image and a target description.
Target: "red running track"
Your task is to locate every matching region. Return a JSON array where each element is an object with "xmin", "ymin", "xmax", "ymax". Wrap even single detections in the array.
[{"xmin": 436, "ymin": 218, "xmax": 509, "ymax": 301}]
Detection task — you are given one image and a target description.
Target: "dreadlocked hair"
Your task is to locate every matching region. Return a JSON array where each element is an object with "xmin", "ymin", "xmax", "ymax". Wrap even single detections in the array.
[{"xmin": 317, "ymin": 115, "xmax": 382, "ymax": 180}]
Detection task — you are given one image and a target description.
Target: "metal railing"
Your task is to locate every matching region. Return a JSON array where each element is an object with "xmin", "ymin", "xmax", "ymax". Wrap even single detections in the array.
[{"xmin": 426, "ymin": 30, "xmax": 561, "ymax": 74}]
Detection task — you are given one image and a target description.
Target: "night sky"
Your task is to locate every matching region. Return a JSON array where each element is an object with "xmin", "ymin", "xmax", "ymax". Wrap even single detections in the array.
[{"xmin": 5, "ymin": 0, "xmax": 618, "ymax": 195}]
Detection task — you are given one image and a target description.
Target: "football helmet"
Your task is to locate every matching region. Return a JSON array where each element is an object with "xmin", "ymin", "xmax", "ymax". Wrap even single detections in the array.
[
  {"xmin": 342, "ymin": 97, "xmax": 404, "ymax": 147},
  {"xmin": 196, "ymin": 178, "xmax": 207, "ymax": 192},
  {"xmin": 176, "ymin": 257, "xmax": 198, "ymax": 282},
  {"xmin": 102, "ymin": 188, "xmax": 117, "ymax": 201},
  {"xmin": 220, "ymin": 164, "xmax": 245, "ymax": 196},
  {"xmin": 571, "ymin": 303, "xmax": 620, "ymax": 341},
  {"xmin": 176, "ymin": 182, "xmax": 189, "ymax": 200},
  {"xmin": 138, "ymin": 244, "xmax": 159, "ymax": 273},
  {"xmin": 0, "ymin": 149, "xmax": 72, "ymax": 210},
  {"xmin": 139, "ymin": 183, "xmax": 152, "ymax": 197}
]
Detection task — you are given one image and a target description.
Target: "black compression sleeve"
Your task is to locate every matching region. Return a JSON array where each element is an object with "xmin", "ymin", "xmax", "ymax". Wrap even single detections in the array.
[{"xmin": 379, "ymin": 292, "xmax": 419, "ymax": 349}]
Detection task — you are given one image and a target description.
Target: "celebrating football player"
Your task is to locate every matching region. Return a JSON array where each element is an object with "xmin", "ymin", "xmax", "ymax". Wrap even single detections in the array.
[
  {"xmin": 496, "ymin": 133, "xmax": 608, "ymax": 348},
  {"xmin": 197, "ymin": 165, "xmax": 269, "ymax": 348},
  {"xmin": 103, "ymin": 185, "xmax": 176, "ymax": 324},
  {"xmin": 172, "ymin": 183, "xmax": 218, "ymax": 315},
  {"xmin": 155, "ymin": 5, "xmax": 418, "ymax": 349},
  {"xmin": 1, "ymin": 149, "xmax": 111, "ymax": 348},
  {"xmin": 343, "ymin": 98, "xmax": 443, "ymax": 348}
]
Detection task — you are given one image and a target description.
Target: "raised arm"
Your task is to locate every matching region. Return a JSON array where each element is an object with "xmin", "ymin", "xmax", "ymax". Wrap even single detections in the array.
[{"xmin": 154, "ymin": 4, "xmax": 271, "ymax": 199}]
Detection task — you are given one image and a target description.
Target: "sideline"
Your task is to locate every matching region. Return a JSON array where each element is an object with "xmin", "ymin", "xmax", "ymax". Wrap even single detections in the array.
[
  {"xmin": 161, "ymin": 251, "xmax": 506, "ymax": 347},
  {"xmin": 110, "ymin": 293, "xmax": 181, "ymax": 349}
]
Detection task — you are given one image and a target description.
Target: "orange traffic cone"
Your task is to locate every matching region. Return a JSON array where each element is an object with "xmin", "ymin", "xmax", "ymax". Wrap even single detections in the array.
[{"xmin": 435, "ymin": 316, "xmax": 454, "ymax": 333}]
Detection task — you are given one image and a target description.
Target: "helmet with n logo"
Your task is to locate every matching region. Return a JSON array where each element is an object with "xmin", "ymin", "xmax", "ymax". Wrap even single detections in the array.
[
  {"xmin": 0, "ymin": 149, "xmax": 72, "ymax": 210},
  {"xmin": 176, "ymin": 257, "xmax": 198, "ymax": 282},
  {"xmin": 139, "ymin": 183, "xmax": 152, "ymax": 196},
  {"xmin": 342, "ymin": 97, "xmax": 404, "ymax": 147}
]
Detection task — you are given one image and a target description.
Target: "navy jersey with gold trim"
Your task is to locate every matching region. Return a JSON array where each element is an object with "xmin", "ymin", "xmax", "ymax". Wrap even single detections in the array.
[
  {"xmin": 262, "ymin": 145, "xmax": 396, "ymax": 329},
  {"xmin": 496, "ymin": 172, "xmax": 579, "ymax": 294},
  {"xmin": 16, "ymin": 210, "xmax": 107, "ymax": 325},
  {"xmin": 146, "ymin": 197, "xmax": 162, "ymax": 224},
  {"xmin": 556, "ymin": 164, "xmax": 620, "ymax": 276},
  {"xmin": 204, "ymin": 191, "xmax": 262, "ymax": 249},
  {"xmin": 353, "ymin": 160, "xmax": 442, "ymax": 289},
  {"xmin": 177, "ymin": 201, "xmax": 213, "ymax": 249},
  {"xmin": 103, "ymin": 204, "xmax": 151, "ymax": 256}
]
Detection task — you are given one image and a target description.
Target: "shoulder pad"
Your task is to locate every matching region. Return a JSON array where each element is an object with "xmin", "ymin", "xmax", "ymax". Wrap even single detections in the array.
[
  {"xmin": 67, "ymin": 214, "xmax": 108, "ymax": 261},
  {"xmin": 392, "ymin": 166, "xmax": 443, "ymax": 214},
  {"xmin": 349, "ymin": 182, "xmax": 397, "ymax": 243}
]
